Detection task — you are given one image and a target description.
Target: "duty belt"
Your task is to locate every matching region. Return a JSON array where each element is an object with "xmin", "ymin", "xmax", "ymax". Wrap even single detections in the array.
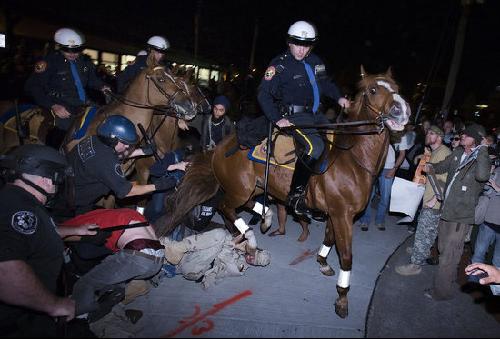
[{"xmin": 280, "ymin": 104, "xmax": 312, "ymax": 116}]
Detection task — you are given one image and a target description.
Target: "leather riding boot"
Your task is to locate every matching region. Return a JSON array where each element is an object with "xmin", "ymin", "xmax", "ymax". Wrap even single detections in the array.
[{"xmin": 287, "ymin": 155, "xmax": 316, "ymax": 216}]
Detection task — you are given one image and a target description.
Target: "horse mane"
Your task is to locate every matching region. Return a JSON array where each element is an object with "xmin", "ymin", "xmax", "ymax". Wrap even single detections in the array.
[{"xmin": 152, "ymin": 151, "xmax": 220, "ymax": 237}]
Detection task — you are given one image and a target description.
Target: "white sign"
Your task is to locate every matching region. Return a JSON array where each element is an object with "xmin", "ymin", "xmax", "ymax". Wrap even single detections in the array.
[{"xmin": 390, "ymin": 177, "xmax": 425, "ymax": 223}]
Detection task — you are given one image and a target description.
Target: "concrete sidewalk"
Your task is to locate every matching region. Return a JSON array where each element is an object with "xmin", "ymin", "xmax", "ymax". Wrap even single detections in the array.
[
  {"xmin": 91, "ymin": 206, "xmax": 411, "ymax": 338},
  {"xmin": 90, "ymin": 205, "xmax": 499, "ymax": 337}
]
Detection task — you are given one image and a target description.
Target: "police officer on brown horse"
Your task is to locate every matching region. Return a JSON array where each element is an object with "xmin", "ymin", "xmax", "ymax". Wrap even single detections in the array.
[{"xmin": 258, "ymin": 20, "xmax": 350, "ymax": 216}]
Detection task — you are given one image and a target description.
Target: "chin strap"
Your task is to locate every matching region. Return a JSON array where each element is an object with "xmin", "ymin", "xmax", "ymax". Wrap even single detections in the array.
[{"xmin": 18, "ymin": 176, "xmax": 56, "ymax": 206}]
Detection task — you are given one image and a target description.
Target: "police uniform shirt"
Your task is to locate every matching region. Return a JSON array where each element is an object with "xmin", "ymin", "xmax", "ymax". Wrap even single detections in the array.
[
  {"xmin": 24, "ymin": 51, "xmax": 105, "ymax": 112},
  {"xmin": 116, "ymin": 55, "xmax": 147, "ymax": 94},
  {"xmin": 68, "ymin": 135, "xmax": 133, "ymax": 215},
  {"xmin": 0, "ymin": 185, "xmax": 64, "ymax": 318},
  {"xmin": 258, "ymin": 51, "xmax": 342, "ymax": 123}
]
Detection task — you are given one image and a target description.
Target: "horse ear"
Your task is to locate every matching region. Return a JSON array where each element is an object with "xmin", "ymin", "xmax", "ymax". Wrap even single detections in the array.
[
  {"xmin": 146, "ymin": 53, "xmax": 157, "ymax": 69},
  {"xmin": 360, "ymin": 65, "xmax": 366, "ymax": 79},
  {"xmin": 184, "ymin": 67, "xmax": 194, "ymax": 83},
  {"xmin": 171, "ymin": 64, "xmax": 179, "ymax": 76},
  {"xmin": 385, "ymin": 66, "xmax": 393, "ymax": 78}
]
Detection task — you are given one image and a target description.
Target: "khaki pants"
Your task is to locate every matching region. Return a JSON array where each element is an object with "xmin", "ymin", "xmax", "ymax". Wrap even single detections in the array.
[{"xmin": 433, "ymin": 220, "xmax": 470, "ymax": 299}]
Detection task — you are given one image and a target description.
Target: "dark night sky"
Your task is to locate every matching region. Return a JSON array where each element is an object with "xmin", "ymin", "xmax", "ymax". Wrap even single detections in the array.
[{"xmin": 11, "ymin": 0, "xmax": 500, "ymax": 109}]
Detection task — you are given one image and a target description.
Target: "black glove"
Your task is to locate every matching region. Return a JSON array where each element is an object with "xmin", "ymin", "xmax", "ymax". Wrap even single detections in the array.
[
  {"xmin": 141, "ymin": 143, "xmax": 157, "ymax": 157},
  {"xmin": 80, "ymin": 229, "xmax": 112, "ymax": 246},
  {"xmin": 154, "ymin": 176, "xmax": 177, "ymax": 192}
]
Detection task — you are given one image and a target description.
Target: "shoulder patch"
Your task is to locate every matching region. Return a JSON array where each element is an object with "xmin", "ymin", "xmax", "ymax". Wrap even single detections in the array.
[
  {"xmin": 114, "ymin": 163, "xmax": 125, "ymax": 177},
  {"xmin": 11, "ymin": 211, "xmax": 38, "ymax": 235},
  {"xmin": 264, "ymin": 66, "xmax": 276, "ymax": 81},
  {"xmin": 77, "ymin": 137, "xmax": 96, "ymax": 162},
  {"xmin": 314, "ymin": 64, "xmax": 326, "ymax": 75},
  {"xmin": 34, "ymin": 60, "xmax": 47, "ymax": 73}
]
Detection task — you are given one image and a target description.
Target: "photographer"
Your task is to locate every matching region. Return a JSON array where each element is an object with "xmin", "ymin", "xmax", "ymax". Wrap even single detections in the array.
[{"xmin": 469, "ymin": 148, "xmax": 500, "ymax": 295}]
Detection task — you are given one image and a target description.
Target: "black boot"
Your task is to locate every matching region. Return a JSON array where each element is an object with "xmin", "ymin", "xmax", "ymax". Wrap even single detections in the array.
[{"xmin": 287, "ymin": 156, "xmax": 316, "ymax": 216}]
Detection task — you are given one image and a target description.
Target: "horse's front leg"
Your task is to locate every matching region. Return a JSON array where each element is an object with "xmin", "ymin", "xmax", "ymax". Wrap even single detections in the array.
[
  {"xmin": 331, "ymin": 212, "xmax": 353, "ymax": 319},
  {"xmin": 316, "ymin": 217, "xmax": 335, "ymax": 276},
  {"xmin": 220, "ymin": 197, "xmax": 258, "ymax": 257},
  {"xmin": 244, "ymin": 199, "xmax": 273, "ymax": 234}
]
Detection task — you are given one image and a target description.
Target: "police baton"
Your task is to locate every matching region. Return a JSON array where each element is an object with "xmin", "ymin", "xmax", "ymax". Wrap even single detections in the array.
[
  {"xmin": 137, "ymin": 123, "xmax": 161, "ymax": 162},
  {"xmin": 261, "ymin": 120, "xmax": 273, "ymax": 233}
]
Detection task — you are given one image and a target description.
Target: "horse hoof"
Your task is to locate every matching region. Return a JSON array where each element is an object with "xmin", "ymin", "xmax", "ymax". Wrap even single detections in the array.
[
  {"xmin": 260, "ymin": 221, "xmax": 271, "ymax": 234},
  {"xmin": 319, "ymin": 265, "xmax": 335, "ymax": 276},
  {"xmin": 335, "ymin": 303, "xmax": 348, "ymax": 318}
]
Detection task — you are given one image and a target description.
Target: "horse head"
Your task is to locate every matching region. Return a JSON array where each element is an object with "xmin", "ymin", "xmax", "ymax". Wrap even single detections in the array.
[
  {"xmin": 175, "ymin": 66, "xmax": 212, "ymax": 118},
  {"xmin": 143, "ymin": 64, "xmax": 197, "ymax": 120},
  {"xmin": 353, "ymin": 65, "xmax": 411, "ymax": 132}
]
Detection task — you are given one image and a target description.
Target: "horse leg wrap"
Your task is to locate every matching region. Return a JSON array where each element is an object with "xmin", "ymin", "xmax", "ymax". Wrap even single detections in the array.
[
  {"xmin": 337, "ymin": 270, "xmax": 351, "ymax": 288},
  {"xmin": 234, "ymin": 218, "xmax": 250, "ymax": 234},
  {"xmin": 252, "ymin": 202, "xmax": 269, "ymax": 215},
  {"xmin": 318, "ymin": 245, "xmax": 331, "ymax": 258}
]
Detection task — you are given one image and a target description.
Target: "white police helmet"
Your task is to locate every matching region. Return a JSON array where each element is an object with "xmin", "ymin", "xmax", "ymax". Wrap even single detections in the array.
[
  {"xmin": 137, "ymin": 50, "xmax": 147, "ymax": 56},
  {"xmin": 287, "ymin": 21, "xmax": 317, "ymax": 46},
  {"xmin": 54, "ymin": 28, "xmax": 85, "ymax": 50},
  {"xmin": 147, "ymin": 36, "xmax": 170, "ymax": 52}
]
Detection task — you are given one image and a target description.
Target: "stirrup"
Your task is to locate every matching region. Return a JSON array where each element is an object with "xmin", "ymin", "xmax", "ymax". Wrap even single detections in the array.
[{"xmin": 289, "ymin": 195, "xmax": 309, "ymax": 216}]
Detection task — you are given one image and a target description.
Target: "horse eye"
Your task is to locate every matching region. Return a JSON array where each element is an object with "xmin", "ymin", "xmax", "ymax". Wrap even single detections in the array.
[{"xmin": 370, "ymin": 88, "xmax": 377, "ymax": 95}]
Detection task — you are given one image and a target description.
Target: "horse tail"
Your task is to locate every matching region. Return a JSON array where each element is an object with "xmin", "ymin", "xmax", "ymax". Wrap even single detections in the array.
[{"xmin": 153, "ymin": 151, "xmax": 220, "ymax": 237}]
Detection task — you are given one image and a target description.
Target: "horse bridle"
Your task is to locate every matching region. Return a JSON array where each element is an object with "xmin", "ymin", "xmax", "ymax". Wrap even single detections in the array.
[{"xmin": 105, "ymin": 67, "xmax": 191, "ymax": 119}]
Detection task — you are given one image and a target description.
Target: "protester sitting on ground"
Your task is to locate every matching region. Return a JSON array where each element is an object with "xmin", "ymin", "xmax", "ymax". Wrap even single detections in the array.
[{"xmin": 62, "ymin": 208, "xmax": 164, "ymax": 322}]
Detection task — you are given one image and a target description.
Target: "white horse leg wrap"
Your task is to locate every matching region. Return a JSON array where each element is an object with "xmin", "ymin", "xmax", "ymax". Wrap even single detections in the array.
[
  {"xmin": 318, "ymin": 245, "xmax": 331, "ymax": 258},
  {"xmin": 337, "ymin": 270, "xmax": 351, "ymax": 289},
  {"xmin": 234, "ymin": 218, "xmax": 249, "ymax": 234},
  {"xmin": 253, "ymin": 202, "xmax": 269, "ymax": 215}
]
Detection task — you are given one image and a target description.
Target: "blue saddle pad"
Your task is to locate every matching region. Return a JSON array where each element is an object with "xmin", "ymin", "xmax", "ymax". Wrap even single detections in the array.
[{"xmin": 72, "ymin": 106, "xmax": 99, "ymax": 140}]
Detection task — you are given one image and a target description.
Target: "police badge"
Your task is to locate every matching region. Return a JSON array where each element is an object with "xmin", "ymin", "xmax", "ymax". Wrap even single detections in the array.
[
  {"xmin": 264, "ymin": 66, "xmax": 276, "ymax": 81},
  {"xmin": 11, "ymin": 211, "xmax": 38, "ymax": 235}
]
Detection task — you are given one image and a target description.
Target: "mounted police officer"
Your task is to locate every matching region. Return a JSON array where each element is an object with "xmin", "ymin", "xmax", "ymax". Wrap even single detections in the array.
[
  {"xmin": 67, "ymin": 115, "xmax": 175, "ymax": 216},
  {"xmin": 257, "ymin": 20, "xmax": 350, "ymax": 216},
  {"xmin": 0, "ymin": 144, "xmax": 97, "ymax": 336},
  {"xmin": 24, "ymin": 28, "xmax": 110, "ymax": 147},
  {"xmin": 116, "ymin": 35, "xmax": 170, "ymax": 94}
]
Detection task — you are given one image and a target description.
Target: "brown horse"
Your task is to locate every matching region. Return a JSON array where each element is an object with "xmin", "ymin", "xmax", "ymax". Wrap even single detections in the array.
[
  {"xmin": 64, "ymin": 56, "xmax": 198, "ymax": 154},
  {"xmin": 154, "ymin": 66, "xmax": 411, "ymax": 318}
]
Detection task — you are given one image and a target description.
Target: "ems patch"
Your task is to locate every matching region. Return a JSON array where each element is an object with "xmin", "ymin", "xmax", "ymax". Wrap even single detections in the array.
[
  {"xmin": 34, "ymin": 61, "xmax": 47, "ymax": 73},
  {"xmin": 11, "ymin": 211, "xmax": 38, "ymax": 235},
  {"xmin": 115, "ymin": 163, "xmax": 125, "ymax": 177},
  {"xmin": 264, "ymin": 66, "xmax": 276, "ymax": 81}
]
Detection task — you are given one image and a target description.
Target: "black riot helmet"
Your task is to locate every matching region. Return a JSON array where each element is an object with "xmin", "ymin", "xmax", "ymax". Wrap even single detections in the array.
[
  {"xmin": 0, "ymin": 144, "xmax": 72, "ymax": 184},
  {"xmin": 0, "ymin": 145, "xmax": 73, "ymax": 207}
]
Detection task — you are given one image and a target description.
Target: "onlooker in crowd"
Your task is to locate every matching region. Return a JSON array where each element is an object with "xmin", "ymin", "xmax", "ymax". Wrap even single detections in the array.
[
  {"xmin": 200, "ymin": 95, "xmax": 234, "ymax": 151},
  {"xmin": 24, "ymin": 28, "xmax": 110, "ymax": 148},
  {"xmin": 0, "ymin": 145, "xmax": 97, "ymax": 336},
  {"xmin": 443, "ymin": 119, "xmax": 454, "ymax": 146},
  {"xmin": 396, "ymin": 126, "xmax": 451, "ymax": 275},
  {"xmin": 468, "ymin": 163, "xmax": 500, "ymax": 295},
  {"xmin": 450, "ymin": 133, "xmax": 461, "ymax": 151},
  {"xmin": 395, "ymin": 124, "xmax": 416, "ymax": 180},
  {"xmin": 358, "ymin": 143, "xmax": 397, "ymax": 231},
  {"xmin": 428, "ymin": 124, "xmax": 490, "ymax": 300},
  {"xmin": 116, "ymin": 36, "xmax": 169, "ymax": 94}
]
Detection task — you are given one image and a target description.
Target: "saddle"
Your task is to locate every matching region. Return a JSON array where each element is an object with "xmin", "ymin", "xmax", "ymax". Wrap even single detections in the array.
[
  {"xmin": 249, "ymin": 130, "xmax": 335, "ymax": 172},
  {"xmin": 1, "ymin": 105, "xmax": 52, "ymax": 144}
]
